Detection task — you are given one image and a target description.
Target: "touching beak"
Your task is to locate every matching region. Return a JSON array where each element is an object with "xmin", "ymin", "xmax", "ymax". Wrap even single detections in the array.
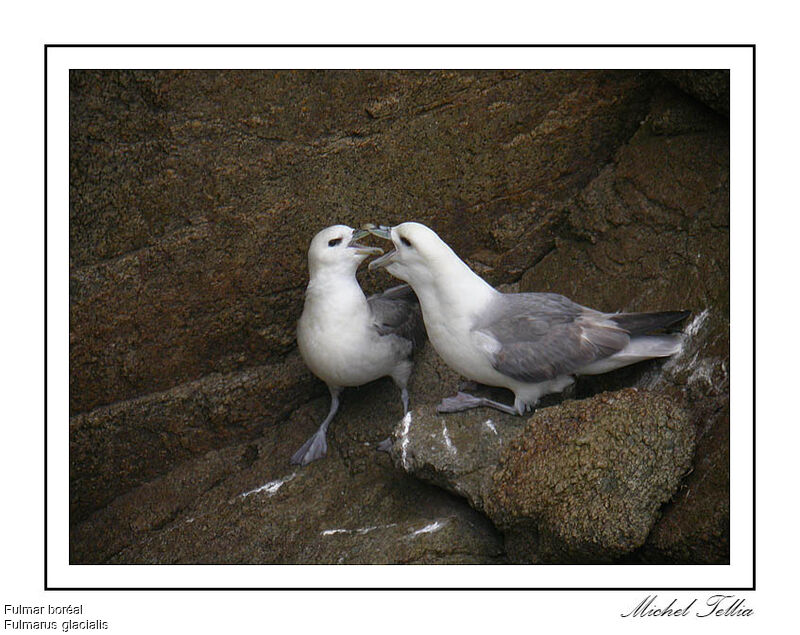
[
  {"xmin": 362, "ymin": 223, "xmax": 393, "ymax": 240},
  {"xmin": 362, "ymin": 224, "xmax": 396, "ymax": 269},
  {"xmin": 348, "ymin": 228, "xmax": 384, "ymax": 256}
]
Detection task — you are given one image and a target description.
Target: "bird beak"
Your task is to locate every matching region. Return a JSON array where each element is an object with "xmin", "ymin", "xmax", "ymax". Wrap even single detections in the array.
[
  {"xmin": 368, "ymin": 248, "xmax": 397, "ymax": 271},
  {"xmin": 348, "ymin": 229, "xmax": 384, "ymax": 256},
  {"xmin": 363, "ymin": 224, "xmax": 397, "ymax": 270},
  {"xmin": 362, "ymin": 223, "xmax": 393, "ymax": 240}
]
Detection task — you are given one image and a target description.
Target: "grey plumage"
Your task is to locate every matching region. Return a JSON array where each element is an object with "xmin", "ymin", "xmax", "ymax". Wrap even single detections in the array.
[
  {"xmin": 369, "ymin": 284, "xmax": 426, "ymax": 350},
  {"xmin": 476, "ymin": 293, "xmax": 688, "ymax": 384},
  {"xmin": 366, "ymin": 221, "xmax": 691, "ymax": 416}
]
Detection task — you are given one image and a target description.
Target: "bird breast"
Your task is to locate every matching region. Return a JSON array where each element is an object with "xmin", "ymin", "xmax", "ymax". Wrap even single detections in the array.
[
  {"xmin": 297, "ymin": 292, "xmax": 400, "ymax": 387},
  {"xmin": 421, "ymin": 299, "xmax": 511, "ymax": 389}
]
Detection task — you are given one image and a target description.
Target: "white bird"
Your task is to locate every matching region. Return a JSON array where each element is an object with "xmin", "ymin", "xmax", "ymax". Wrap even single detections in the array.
[
  {"xmin": 367, "ymin": 222, "xmax": 688, "ymax": 416},
  {"xmin": 292, "ymin": 225, "xmax": 425, "ymax": 465}
]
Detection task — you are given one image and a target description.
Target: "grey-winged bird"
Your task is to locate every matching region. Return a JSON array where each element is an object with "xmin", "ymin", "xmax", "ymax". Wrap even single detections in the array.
[{"xmin": 367, "ymin": 221, "xmax": 688, "ymax": 416}]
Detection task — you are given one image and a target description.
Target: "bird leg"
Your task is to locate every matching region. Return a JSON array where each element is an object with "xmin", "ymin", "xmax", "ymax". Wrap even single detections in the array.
[
  {"xmin": 436, "ymin": 391, "xmax": 520, "ymax": 416},
  {"xmin": 400, "ymin": 386, "xmax": 410, "ymax": 415},
  {"xmin": 290, "ymin": 387, "xmax": 342, "ymax": 466}
]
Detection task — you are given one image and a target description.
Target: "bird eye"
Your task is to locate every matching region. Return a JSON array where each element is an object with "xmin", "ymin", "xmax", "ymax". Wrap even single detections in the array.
[
  {"xmin": 328, "ymin": 237, "xmax": 343, "ymax": 247},
  {"xmin": 400, "ymin": 236, "xmax": 412, "ymax": 248}
]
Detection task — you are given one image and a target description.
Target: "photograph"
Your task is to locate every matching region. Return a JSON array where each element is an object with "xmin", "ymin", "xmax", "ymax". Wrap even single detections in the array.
[
  {"xmin": 66, "ymin": 65, "xmax": 731, "ymax": 570},
  {"xmin": 14, "ymin": 34, "xmax": 775, "ymax": 631}
]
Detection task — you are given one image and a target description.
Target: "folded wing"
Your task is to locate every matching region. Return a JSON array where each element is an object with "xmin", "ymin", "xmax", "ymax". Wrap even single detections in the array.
[
  {"xmin": 476, "ymin": 293, "xmax": 631, "ymax": 383},
  {"xmin": 367, "ymin": 284, "xmax": 427, "ymax": 350}
]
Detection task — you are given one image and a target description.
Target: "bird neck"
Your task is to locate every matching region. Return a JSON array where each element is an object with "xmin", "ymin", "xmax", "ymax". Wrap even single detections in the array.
[
  {"xmin": 418, "ymin": 251, "xmax": 498, "ymax": 319},
  {"xmin": 305, "ymin": 268, "xmax": 368, "ymax": 310}
]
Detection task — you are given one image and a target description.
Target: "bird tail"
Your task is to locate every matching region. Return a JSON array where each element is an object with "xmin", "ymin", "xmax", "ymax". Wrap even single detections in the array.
[
  {"xmin": 578, "ymin": 333, "xmax": 684, "ymax": 375},
  {"xmin": 609, "ymin": 310, "xmax": 690, "ymax": 335}
]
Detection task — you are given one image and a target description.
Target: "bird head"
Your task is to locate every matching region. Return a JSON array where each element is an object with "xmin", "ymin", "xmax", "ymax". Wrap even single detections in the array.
[
  {"xmin": 366, "ymin": 222, "xmax": 454, "ymax": 287},
  {"xmin": 307, "ymin": 225, "xmax": 384, "ymax": 277}
]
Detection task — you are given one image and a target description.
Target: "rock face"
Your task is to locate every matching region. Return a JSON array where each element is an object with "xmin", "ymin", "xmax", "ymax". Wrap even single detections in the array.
[
  {"xmin": 489, "ymin": 389, "xmax": 694, "ymax": 563},
  {"xmin": 71, "ymin": 425, "xmax": 505, "ymax": 565},
  {"xmin": 386, "ymin": 388, "xmax": 695, "ymax": 563},
  {"xmin": 387, "ymin": 403, "xmax": 528, "ymax": 516},
  {"xmin": 69, "ymin": 353, "xmax": 319, "ymax": 522},
  {"xmin": 69, "ymin": 69, "xmax": 730, "ymax": 565},
  {"xmin": 661, "ymin": 70, "xmax": 730, "ymax": 115}
]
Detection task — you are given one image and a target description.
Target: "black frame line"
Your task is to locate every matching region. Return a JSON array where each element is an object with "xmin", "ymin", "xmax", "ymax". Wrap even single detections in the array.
[
  {"xmin": 44, "ymin": 42, "xmax": 49, "ymax": 591},
  {"xmin": 47, "ymin": 43, "xmax": 749, "ymax": 48},
  {"xmin": 751, "ymin": 44, "xmax": 757, "ymax": 591},
  {"xmin": 48, "ymin": 43, "xmax": 755, "ymax": 592}
]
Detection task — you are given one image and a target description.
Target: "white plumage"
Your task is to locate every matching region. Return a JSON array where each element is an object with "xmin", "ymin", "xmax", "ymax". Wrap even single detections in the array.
[{"xmin": 292, "ymin": 225, "xmax": 424, "ymax": 465}]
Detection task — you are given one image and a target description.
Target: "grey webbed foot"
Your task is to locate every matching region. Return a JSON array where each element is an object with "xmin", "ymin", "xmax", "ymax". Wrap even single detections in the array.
[
  {"xmin": 290, "ymin": 430, "xmax": 328, "ymax": 466},
  {"xmin": 291, "ymin": 386, "xmax": 340, "ymax": 466},
  {"xmin": 375, "ymin": 436, "xmax": 394, "ymax": 453},
  {"xmin": 436, "ymin": 391, "xmax": 486, "ymax": 413},
  {"xmin": 436, "ymin": 391, "xmax": 519, "ymax": 416}
]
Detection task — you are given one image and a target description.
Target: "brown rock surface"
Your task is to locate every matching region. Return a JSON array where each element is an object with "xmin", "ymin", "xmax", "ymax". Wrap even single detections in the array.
[
  {"xmin": 487, "ymin": 389, "xmax": 694, "ymax": 563},
  {"xmin": 518, "ymin": 83, "xmax": 730, "ymax": 563},
  {"xmin": 70, "ymin": 344, "xmax": 505, "ymax": 564},
  {"xmin": 70, "ymin": 424, "xmax": 505, "ymax": 565}
]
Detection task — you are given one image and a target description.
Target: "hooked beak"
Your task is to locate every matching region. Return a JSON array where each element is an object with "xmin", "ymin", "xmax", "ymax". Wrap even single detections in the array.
[
  {"xmin": 368, "ymin": 248, "xmax": 397, "ymax": 271},
  {"xmin": 348, "ymin": 228, "xmax": 384, "ymax": 256}
]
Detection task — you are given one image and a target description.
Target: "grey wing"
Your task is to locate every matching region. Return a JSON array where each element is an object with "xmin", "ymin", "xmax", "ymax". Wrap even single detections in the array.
[
  {"xmin": 476, "ymin": 293, "xmax": 630, "ymax": 383},
  {"xmin": 367, "ymin": 284, "xmax": 426, "ymax": 350}
]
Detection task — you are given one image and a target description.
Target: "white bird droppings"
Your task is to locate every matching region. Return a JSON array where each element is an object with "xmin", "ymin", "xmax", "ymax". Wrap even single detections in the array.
[
  {"xmin": 321, "ymin": 523, "xmax": 397, "ymax": 537},
  {"xmin": 684, "ymin": 308, "xmax": 710, "ymax": 339},
  {"xmin": 323, "ymin": 519, "xmax": 450, "ymax": 540},
  {"xmin": 645, "ymin": 308, "xmax": 712, "ymax": 389},
  {"xmin": 688, "ymin": 357, "xmax": 727, "ymax": 388},
  {"xmin": 399, "ymin": 411, "xmax": 412, "ymax": 469},
  {"xmin": 240, "ymin": 472, "xmax": 297, "ymax": 498},
  {"xmin": 442, "ymin": 422, "xmax": 457, "ymax": 455},
  {"xmin": 410, "ymin": 519, "xmax": 447, "ymax": 537},
  {"xmin": 483, "ymin": 419, "xmax": 498, "ymax": 435}
]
